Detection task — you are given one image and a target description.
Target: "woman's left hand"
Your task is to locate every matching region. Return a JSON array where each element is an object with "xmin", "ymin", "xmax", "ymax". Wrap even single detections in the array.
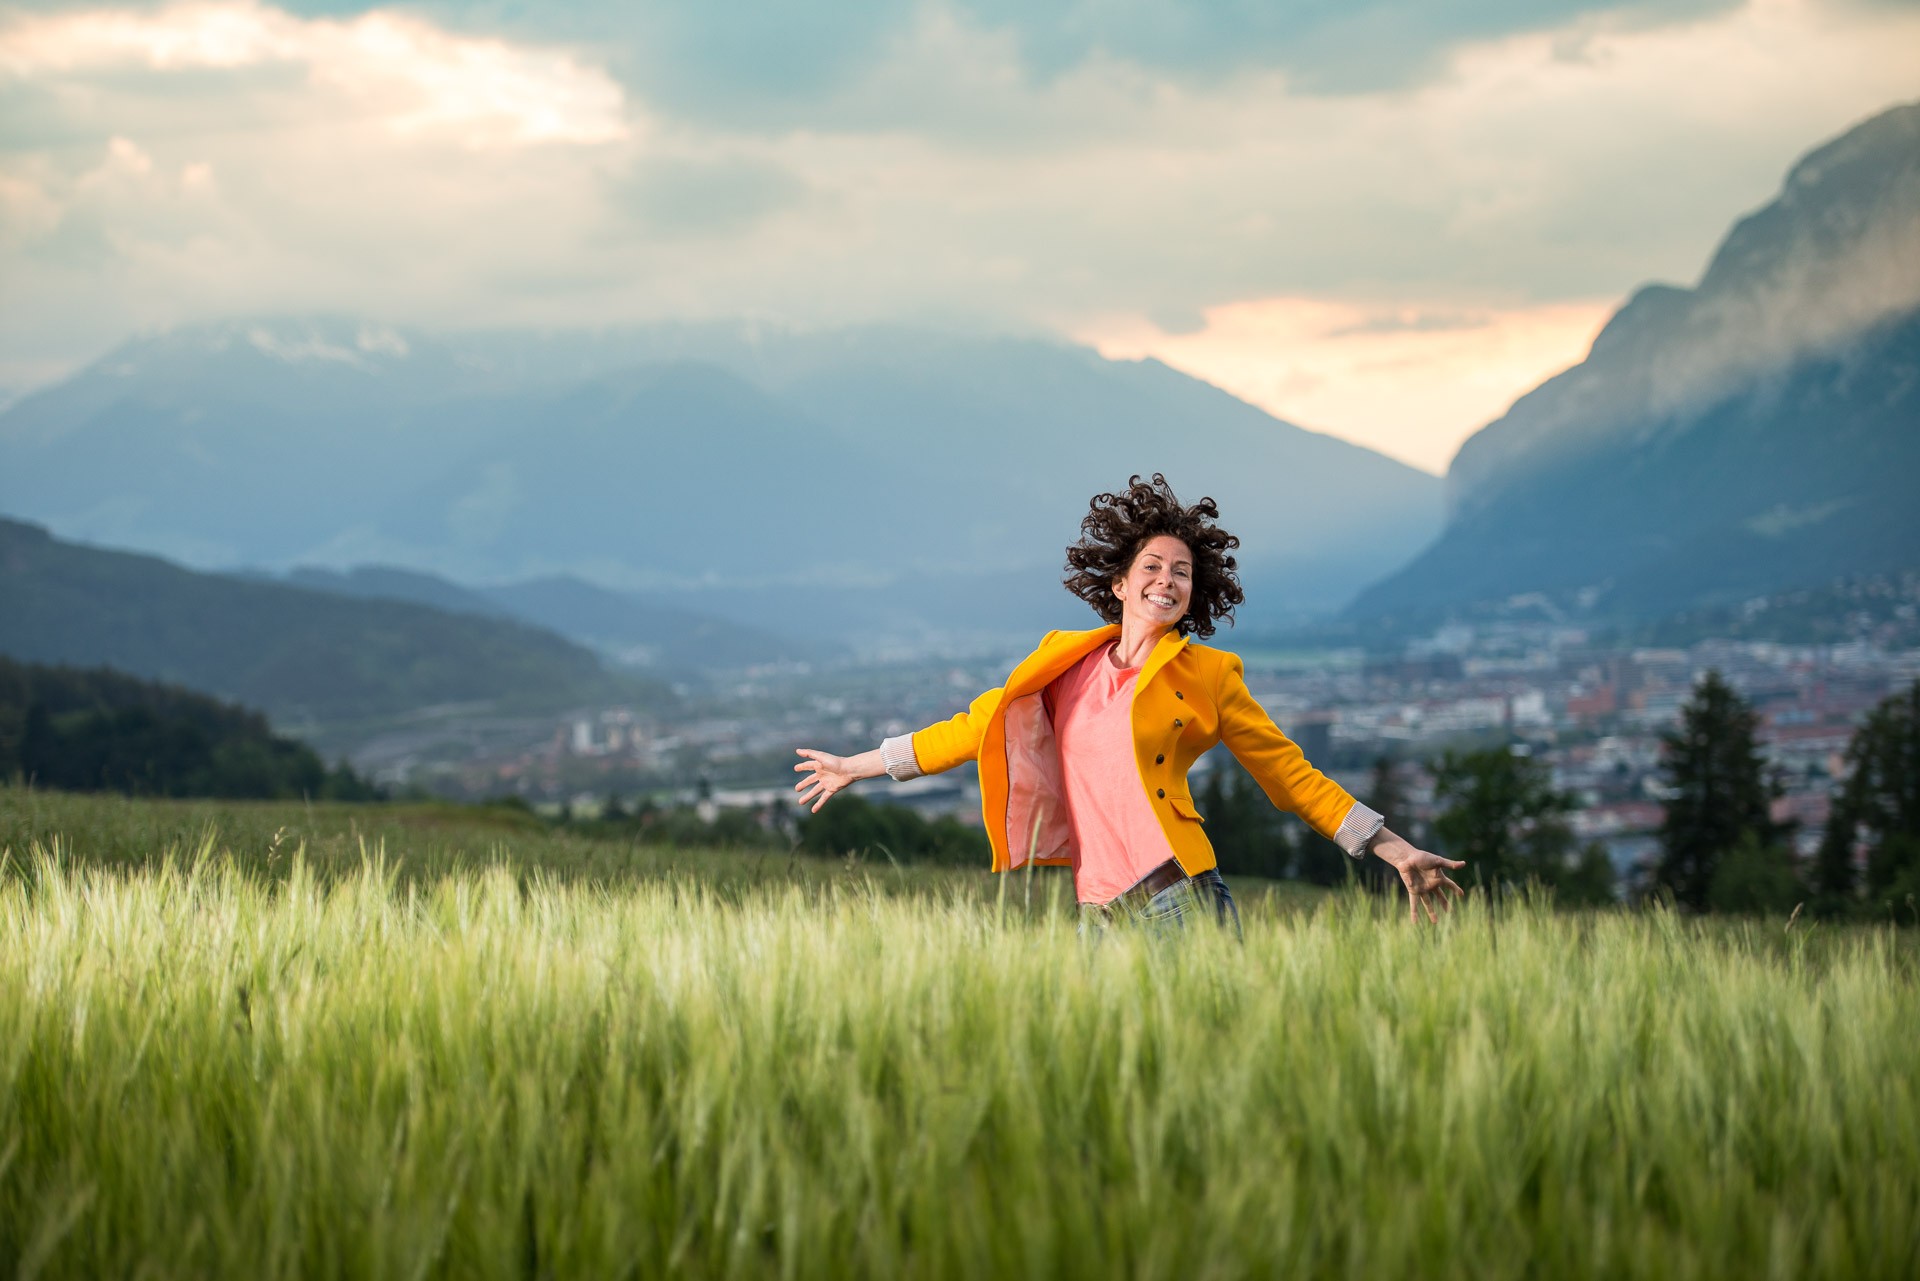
[{"xmin": 1371, "ymin": 830, "xmax": 1467, "ymax": 924}]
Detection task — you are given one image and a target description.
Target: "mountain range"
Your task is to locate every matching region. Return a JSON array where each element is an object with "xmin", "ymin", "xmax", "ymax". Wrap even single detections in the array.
[
  {"xmin": 1349, "ymin": 101, "xmax": 1920, "ymax": 623},
  {"xmin": 0, "ymin": 319, "xmax": 1444, "ymax": 649},
  {"xmin": 279, "ymin": 564, "xmax": 812, "ymax": 669},
  {"xmin": 2, "ymin": 103, "xmax": 1915, "ymax": 667}
]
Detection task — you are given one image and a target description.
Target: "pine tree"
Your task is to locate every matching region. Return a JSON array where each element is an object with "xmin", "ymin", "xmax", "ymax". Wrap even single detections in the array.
[
  {"xmin": 1367, "ymin": 755, "xmax": 1409, "ymax": 836},
  {"xmin": 1655, "ymin": 671, "xmax": 1781, "ymax": 912},
  {"xmin": 1361, "ymin": 755, "xmax": 1408, "ymax": 893},
  {"xmin": 1431, "ymin": 746, "xmax": 1576, "ymax": 890},
  {"xmin": 1200, "ymin": 756, "xmax": 1294, "ymax": 880},
  {"xmin": 1815, "ymin": 680, "xmax": 1920, "ymax": 904}
]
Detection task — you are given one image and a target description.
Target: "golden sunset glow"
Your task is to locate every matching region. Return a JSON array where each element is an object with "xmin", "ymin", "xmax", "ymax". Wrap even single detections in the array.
[{"xmin": 1081, "ymin": 298, "xmax": 1616, "ymax": 474}]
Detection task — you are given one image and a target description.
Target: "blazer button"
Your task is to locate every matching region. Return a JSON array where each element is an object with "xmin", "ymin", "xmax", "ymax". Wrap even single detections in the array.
[
  {"xmin": 1174, "ymin": 690, "xmax": 1184, "ymax": 700},
  {"xmin": 1156, "ymin": 788, "xmax": 1166, "ymax": 798},
  {"xmin": 1155, "ymin": 754, "xmax": 1164, "ymax": 764},
  {"xmin": 1173, "ymin": 718, "xmax": 1183, "ymax": 728}
]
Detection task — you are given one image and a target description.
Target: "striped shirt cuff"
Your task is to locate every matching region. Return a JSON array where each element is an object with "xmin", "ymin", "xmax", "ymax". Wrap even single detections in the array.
[
  {"xmin": 1333, "ymin": 801, "xmax": 1385, "ymax": 859},
  {"xmin": 880, "ymin": 734, "xmax": 923, "ymax": 781}
]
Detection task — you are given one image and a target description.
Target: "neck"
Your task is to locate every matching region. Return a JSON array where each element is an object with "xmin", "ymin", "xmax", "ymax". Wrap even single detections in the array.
[{"xmin": 1111, "ymin": 619, "xmax": 1173, "ymax": 670}]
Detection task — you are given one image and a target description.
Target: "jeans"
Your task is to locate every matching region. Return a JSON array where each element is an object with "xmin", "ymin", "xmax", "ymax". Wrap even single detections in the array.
[{"xmin": 1080, "ymin": 867, "xmax": 1242, "ymax": 941}]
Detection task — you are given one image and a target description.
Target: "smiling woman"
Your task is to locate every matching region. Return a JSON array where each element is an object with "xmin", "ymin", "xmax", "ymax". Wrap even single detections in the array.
[{"xmin": 794, "ymin": 473, "xmax": 1466, "ymax": 930}]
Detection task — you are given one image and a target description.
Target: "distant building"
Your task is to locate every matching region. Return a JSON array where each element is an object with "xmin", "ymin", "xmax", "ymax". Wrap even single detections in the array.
[
  {"xmin": 1366, "ymin": 655, "xmax": 1464, "ymax": 683},
  {"xmin": 1566, "ymin": 684, "xmax": 1618, "ymax": 720},
  {"xmin": 1287, "ymin": 714, "xmax": 1333, "ymax": 762}
]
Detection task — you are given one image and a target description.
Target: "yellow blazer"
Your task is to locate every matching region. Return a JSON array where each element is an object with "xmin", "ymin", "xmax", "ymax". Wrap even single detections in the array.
[{"xmin": 906, "ymin": 625, "xmax": 1359, "ymax": 874}]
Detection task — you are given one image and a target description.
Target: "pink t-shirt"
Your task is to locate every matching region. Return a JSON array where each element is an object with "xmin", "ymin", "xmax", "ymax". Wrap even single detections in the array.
[{"xmin": 1046, "ymin": 641, "xmax": 1179, "ymax": 904}]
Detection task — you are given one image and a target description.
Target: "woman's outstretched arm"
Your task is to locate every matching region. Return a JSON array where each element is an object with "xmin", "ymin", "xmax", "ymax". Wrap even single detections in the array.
[
  {"xmin": 794, "ymin": 680, "xmax": 1008, "ymax": 813},
  {"xmin": 792, "ymin": 748, "xmax": 886, "ymax": 814}
]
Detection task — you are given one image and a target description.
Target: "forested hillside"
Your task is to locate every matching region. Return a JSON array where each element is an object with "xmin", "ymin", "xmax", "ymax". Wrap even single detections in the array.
[
  {"xmin": 0, "ymin": 658, "xmax": 378, "ymax": 798},
  {"xmin": 0, "ymin": 519, "xmax": 653, "ymax": 725}
]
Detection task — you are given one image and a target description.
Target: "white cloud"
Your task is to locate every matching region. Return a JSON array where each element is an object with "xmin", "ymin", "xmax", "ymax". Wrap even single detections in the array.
[{"xmin": 0, "ymin": 1, "xmax": 631, "ymax": 148}]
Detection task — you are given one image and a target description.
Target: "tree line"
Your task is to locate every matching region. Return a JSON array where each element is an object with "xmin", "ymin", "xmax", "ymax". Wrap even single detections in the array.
[
  {"xmin": 582, "ymin": 672, "xmax": 1918, "ymax": 918},
  {"xmin": 1198, "ymin": 672, "xmax": 1918, "ymax": 917},
  {"xmin": 567, "ymin": 789, "xmax": 990, "ymax": 867},
  {"xmin": 12, "ymin": 646, "xmax": 1913, "ymax": 918}
]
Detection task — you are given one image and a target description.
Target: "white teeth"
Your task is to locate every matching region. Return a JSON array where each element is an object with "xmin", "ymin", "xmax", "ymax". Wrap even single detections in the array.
[{"xmin": 1148, "ymin": 595, "xmax": 1175, "ymax": 607}]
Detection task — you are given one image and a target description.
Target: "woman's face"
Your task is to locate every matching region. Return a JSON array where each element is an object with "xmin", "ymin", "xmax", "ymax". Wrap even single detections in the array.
[{"xmin": 1112, "ymin": 535, "xmax": 1193, "ymax": 632}]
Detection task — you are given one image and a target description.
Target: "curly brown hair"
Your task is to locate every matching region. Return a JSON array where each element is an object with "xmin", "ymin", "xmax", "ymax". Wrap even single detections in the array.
[{"xmin": 1063, "ymin": 474, "xmax": 1243, "ymax": 639}]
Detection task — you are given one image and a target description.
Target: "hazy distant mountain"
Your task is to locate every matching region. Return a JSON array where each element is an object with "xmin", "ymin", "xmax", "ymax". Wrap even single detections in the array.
[
  {"xmin": 1349, "ymin": 102, "xmax": 1920, "ymax": 623},
  {"xmin": 285, "ymin": 563, "xmax": 817, "ymax": 669},
  {"xmin": 0, "ymin": 317, "xmax": 1443, "ymax": 645},
  {"xmin": 0, "ymin": 519, "xmax": 647, "ymax": 725},
  {"xmin": 284, "ymin": 565, "xmax": 514, "ymax": 621}
]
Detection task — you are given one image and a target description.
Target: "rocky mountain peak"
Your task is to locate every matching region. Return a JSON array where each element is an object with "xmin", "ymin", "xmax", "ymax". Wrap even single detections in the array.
[
  {"xmin": 1348, "ymin": 102, "xmax": 1920, "ymax": 625},
  {"xmin": 1449, "ymin": 101, "xmax": 1920, "ymax": 520}
]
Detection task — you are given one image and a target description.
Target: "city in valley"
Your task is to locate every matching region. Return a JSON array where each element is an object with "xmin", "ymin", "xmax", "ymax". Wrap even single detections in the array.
[{"xmin": 347, "ymin": 579, "xmax": 1920, "ymax": 895}]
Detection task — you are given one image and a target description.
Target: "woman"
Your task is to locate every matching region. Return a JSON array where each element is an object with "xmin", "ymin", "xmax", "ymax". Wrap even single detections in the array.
[{"xmin": 794, "ymin": 475, "xmax": 1466, "ymax": 929}]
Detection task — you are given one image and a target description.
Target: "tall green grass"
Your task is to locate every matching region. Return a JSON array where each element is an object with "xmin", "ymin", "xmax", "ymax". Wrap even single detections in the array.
[{"xmin": 1, "ymin": 792, "xmax": 1916, "ymax": 1278}]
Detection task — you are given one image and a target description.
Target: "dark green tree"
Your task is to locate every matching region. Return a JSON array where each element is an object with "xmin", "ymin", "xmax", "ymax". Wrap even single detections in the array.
[
  {"xmin": 1655, "ymin": 671, "xmax": 1783, "ymax": 912},
  {"xmin": 1366, "ymin": 755, "xmax": 1409, "ymax": 837},
  {"xmin": 798, "ymin": 793, "xmax": 988, "ymax": 867},
  {"xmin": 1358, "ymin": 755, "xmax": 1410, "ymax": 893},
  {"xmin": 1709, "ymin": 831, "xmax": 1803, "ymax": 915},
  {"xmin": 18, "ymin": 702, "xmax": 53, "ymax": 783},
  {"xmin": 1431, "ymin": 746, "xmax": 1583, "ymax": 893},
  {"xmin": 1815, "ymin": 680, "xmax": 1920, "ymax": 907},
  {"xmin": 1199, "ymin": 756, "xmax": 1295, "ymax": 880},
  {"xmin": 1557, "ymin": 843, "xmax": 1620, "ymax": 908},
  {"xmin": 1291, "ymin": 831, "xmax": 1356, "ymax": 886},
  {"xmin": 2, "ymin": 658, "xmax": 379, "ymax": 800}
]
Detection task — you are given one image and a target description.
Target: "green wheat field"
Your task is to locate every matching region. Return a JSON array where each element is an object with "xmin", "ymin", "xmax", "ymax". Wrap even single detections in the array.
[{"xmin": 2, "ymin": 788, "xmax": 1916, "ymax": 1279}]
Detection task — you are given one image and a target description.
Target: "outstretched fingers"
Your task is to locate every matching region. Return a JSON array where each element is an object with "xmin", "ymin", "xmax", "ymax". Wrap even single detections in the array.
[
  {"xmin": 792, "ymin": 750, "xmax": 841, "ymax": 812},
  {"xmin": 1405, "ymin": 874, "xmax": 1463, "ymax": 925}
]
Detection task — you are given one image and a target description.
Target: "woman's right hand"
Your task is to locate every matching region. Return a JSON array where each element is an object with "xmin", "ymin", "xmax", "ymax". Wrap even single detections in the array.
[{"xmin": 793, "ymin": 748, "xmax": 866, "ymax": 813}]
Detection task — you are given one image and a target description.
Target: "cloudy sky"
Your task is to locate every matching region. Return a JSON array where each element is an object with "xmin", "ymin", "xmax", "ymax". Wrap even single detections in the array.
[{"xmin": 0, "ymin": 0, "xmax": 1914, "ymax": 472}]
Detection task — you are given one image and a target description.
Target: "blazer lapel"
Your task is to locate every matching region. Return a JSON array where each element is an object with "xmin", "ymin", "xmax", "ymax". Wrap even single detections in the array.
[{"xmin": 1137, "ymin": 631, "xmax": 1190, "ymax": 690}]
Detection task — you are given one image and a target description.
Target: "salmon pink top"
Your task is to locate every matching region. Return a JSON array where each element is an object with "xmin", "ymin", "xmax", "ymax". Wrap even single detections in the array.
[{"xmin": 1045, "ymin": 641, "xmax": 1179, "ymax": 904}]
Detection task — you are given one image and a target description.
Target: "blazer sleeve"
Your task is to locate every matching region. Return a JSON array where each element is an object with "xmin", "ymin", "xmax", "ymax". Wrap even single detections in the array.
[
  {"xmin": 1213, "ymin": 652, "xmax": 1359, "ymax": 841},
  {"xmin": 888, "ymin": 629, "xmax": 1071, "ymax": 778},
  {"xmin": 906, "ymin": 684, "xmax": 1006, "ymax": 776}
]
